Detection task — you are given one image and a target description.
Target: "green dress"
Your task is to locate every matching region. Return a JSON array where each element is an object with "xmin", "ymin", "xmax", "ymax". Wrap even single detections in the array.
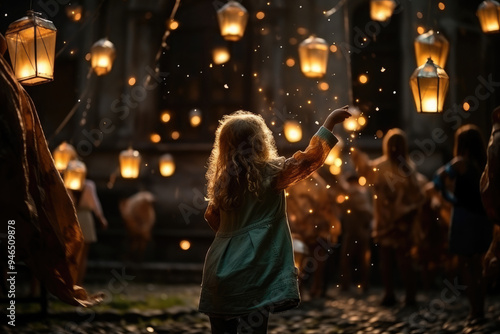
[{"xmin": 199, "ymin": 126, "xmax": 338, "ymax": 317}]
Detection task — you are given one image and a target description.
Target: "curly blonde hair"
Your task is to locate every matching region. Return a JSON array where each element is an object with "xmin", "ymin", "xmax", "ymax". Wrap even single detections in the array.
[{"xmin": 206, "ymin": 110, "xmax": 280, "ymax": 211}]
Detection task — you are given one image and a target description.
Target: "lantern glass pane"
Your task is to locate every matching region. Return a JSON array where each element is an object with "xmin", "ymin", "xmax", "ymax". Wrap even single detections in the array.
[
  {"xmin": 120, "ymin": 150, "xmax": 141, "ymax": 179},
  {"xmin": 217, "ymin": 2, "xmax": 249, "ymax": 41},
  {"xmin": 414, "ymin": 31, "xmax": 449, "ymax": 68},
  {"xmin": 299, "ymin": 39, "xmax": 328, "ymax": 78},
  {"xmin": 477, "ymin": 1, "xmax": 500, "ymax": 33}
]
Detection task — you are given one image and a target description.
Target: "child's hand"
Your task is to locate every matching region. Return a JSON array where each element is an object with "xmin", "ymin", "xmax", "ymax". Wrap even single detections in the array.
[{"xmin": 324, "ymin": 105, "xmax": 351, "ymax": 131}]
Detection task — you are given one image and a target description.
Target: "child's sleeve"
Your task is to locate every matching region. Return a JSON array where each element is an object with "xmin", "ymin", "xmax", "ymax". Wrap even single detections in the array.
[
  {"xmin": 275, "ymin": 126, "xmax": 338, "ymax": 190},
  {"xmin": 204, "ymin": 203, "xmax": 220, "ymax": 232}
]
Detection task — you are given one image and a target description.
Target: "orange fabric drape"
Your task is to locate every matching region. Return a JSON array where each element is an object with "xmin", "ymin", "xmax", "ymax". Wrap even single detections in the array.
[{"xmin": 0, "ymin": 50, "xmax": 101, "ymax": 307}]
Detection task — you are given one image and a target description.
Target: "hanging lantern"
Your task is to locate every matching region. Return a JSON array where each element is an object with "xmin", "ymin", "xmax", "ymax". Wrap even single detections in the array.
[
  {"xmin": 477, "ymin": 0, "xmax": 500, "ymax": 33},
  {"xmin": 370, "ymin": 0, "xmax": 397, "ymax": 22},
  {"xmin": 212, "ymin": 47, "xmax": 230, "ymax": 64},
  {"xmin": 90, "ymin": 38, "xmax": 116, "ymax": 76},
  {"xmin": 5, "ymin": 11, "xmax": 57, "ymax": 85},
  {"xmin": 343, "ymin": 106, "xmax": 367, "ymax": 132},
  {"xmin": 53, "ymin": 141, "xmax": 77, "ymax": 172},
  {"xmin": 298, "ymin": 36, "xmax": 329, "ymax": 78},
  {"xmin": 64, "ymin": 160, "xmax": 86, "ymax": 191},
  {"xmin": 414, "ymin": 30, "xmax": 450, "ymax": 68},
  {"xmin": 189, "ymin": 108, "xmax": 202, "ymax": 127},
  {"xmin": 217, "ymin": 1, "xmax": 249, "ymax": 41},
  {"xmin": 159, "ymin": 153, "xmax": 176, "ymax": 177},
  {"xmin": 324, "ymin": 138, "xmax": 344, "ymax": 166},
  {"xmin": 410, "ymin": 58, "xmax": 449, "ymax": 113},
  {"xmin": 119, "ymin": 148, "xmax": 141, "ymax": 179},
  {"xmin": 284, "ymin": 120, "xmax": 302, "ymax": 143}
]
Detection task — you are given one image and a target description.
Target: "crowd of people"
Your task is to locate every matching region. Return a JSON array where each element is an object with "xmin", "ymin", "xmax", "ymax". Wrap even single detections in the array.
[{"xmin": 287, "ymin": 110, "xmax": 500, "ymax": 326}]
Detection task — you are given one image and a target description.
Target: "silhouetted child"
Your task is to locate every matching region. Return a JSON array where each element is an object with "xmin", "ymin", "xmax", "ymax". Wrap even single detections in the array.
[
  {"xmin": 199, "ymin": 107, "xmax": 350, "ymax": 334},
  {"xmin": 352, "ymin": 128, "xmax": 426, "ymax": 307},
  {"xmin": 338, "ymin": 173, "xmax": 373, "ymax": 293},
  {"xmin": 434, "ymin": 124, "xmax": 492, "ymax": 324}
]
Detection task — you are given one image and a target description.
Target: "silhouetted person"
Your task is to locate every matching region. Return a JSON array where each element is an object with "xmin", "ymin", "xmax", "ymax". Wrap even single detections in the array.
[
  {"xmin": 434, "ymin": 124, "xmax": 492, "ymax": 324},
  {"xmin": 481, "ymin": 107, "xmax": 500, "ymax": 288},
  {"xmin": 352, "ymin": 128, "xmax": 425, "ymax": 307}
]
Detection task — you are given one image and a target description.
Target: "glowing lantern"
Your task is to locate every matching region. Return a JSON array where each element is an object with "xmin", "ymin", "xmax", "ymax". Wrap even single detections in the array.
[
  {"xmin": 66, "ymin": 5, "xmax": 83, "ymax": 22},
  {"xmin": 370, "ymin": 0, "xmax": 397, "ymax": 21},
  {"xmin": 159, "ymin": 153, "xmax": 175, "ymax": 177},
  {"xmin": 5, "ymin": 11, "xmax": 57, "ymax": 85},
  {"xmin": 343, "ymin": 106, "xmax": 367, "ymax": 132},
  {"xmin": 284, "ymin": 120, "xmax": 302, "ymax": 143},
  {"xmin": 217, "ymin": 1, "xmax": 249, "ymax": 41},
  {"xmin": 90, "ymin": 38, "xmax": 116, "ymax": 76},
  {"xmin": 53, "ymin": 141, "xmax": 77, "ymax": 172},
  {"xmin": 410, "ymin": 58, "xmax": 449, "ymax": 113},
  {"xmin": 324, "ymin": 138, "xmax": 344, "ymax": 165},
  {"xmin": 298, "ymin": 35, "xmax": 329, "ymax": 78},
  {"xmin": 477, "ymin": 0, "xmax": 500, "ymax": 33},
  {"xmin": 414, "ymin": 30, "xmax": 449, "ymax": 68},
  {"xmin": 119, "ymin": 148, "xmax": 141, "ymax": 179},
  {"xmin": 212, "ymin": 47, "xmax": 230, "ymax": 64},
  {"xmin": 64, "ymin": 160, "xmax": 86, "ymax": 191},
  {"xmin": 180, "ymin": 240, "xmax": 191, "ymax": 250},
  {"xmin": 189, "ymin": 108, "xmax": 202, "ymax": 127}
]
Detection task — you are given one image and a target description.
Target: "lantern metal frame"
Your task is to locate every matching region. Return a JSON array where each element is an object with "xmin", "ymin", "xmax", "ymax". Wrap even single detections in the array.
[
  {"xmin": 410, "ymin": 58, "xmax": 449, "ymax": 113},
  {"xmin": 5, "ymin": 10, "xmax": 57, "ymax": 85},
  {"xmin": 414, "ymin": 30, "xmax": 449, "ymax": 68}
]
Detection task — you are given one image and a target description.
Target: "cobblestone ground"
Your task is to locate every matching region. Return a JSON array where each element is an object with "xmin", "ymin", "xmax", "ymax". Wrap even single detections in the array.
[{"xmin": 3, "ymin": 284, "xmax": 500, "ymax": 334}]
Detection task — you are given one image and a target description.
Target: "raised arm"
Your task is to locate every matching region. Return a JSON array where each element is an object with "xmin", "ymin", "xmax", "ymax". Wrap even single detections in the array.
[{"xmin": 275, "ymin": 106, "xmax": 350, "ymax": 190}]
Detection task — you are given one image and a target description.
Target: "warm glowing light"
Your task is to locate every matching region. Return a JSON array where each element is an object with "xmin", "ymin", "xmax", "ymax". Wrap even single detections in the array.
[
  {"xmin": 171, "ymin": 131, "xmax": 180, "ymax": 140},
  {"xmin": 376, "ymin": 130, "xmax": 384, "ymax": 138},
  {"xmin": 438, "ymin": 2, "xmax": 445, "ymax": 10},
  {"xmin": 128, "ymin": 76, "xmax": 136, "ymax": 86},
  {"xmin": 358, "ymin": 74, "xmax": 368, "ymax": 84},
  {"xmin": 256, "ymin": 11, "xmax": 265, "ymax": 19},
  {"xmin": 5, "ymin": 10, "xmax": 57, "ymax": 85},
  {"xmin": 298, "ymin": 35, "xmax": 328, "ymax": 78},
  {"xmin": 217, "ymin": 1, "xmax": 249, "ymax": 41},
  {"xmin": 64, "ymin": 160, "xmax": 86, "ymax": 191},
  {"xmin": 119, "ymin": 148, "xmax": 141, "ymax": 179},
  {"xmin": 212, "ymin": 47, "xmax": 230, "ymax": 64},
  {"xmin": 146, "ymin": 327, "xmax": 154, "ymax": 333},
  {"xmin": 286, "ymin": 58, "xmax": 296, "ymax": 67},
  {"xmin": 180, "ymin": 240, "xmax": 191, "ymax": 250},
  {"xmin": 66, "ymin": 5, "xmax": 83, "ymax": 22},
  {"xmin": 358, "ymin": 176, "xmax": 367, "ymax": 186},
  {"xmin": 370, "ymin": 0, "xmax": 397, "ymax": 22},
  {"xmin": 159, "ymin": 154, "xmax": 175, "ymax": 177},
  {"xmin": 284, "ymin": 120, "xmax": 302, "ymax": 143},
  {"xmin": 189, "ymin": 109, "xmax": 202, "ymax": 127},
  {"xmin": 417, "ymin": 26, "xmax": 425, "ymax": 35},
  {"xmin": 343, "ymin": 106, "xmax": 367, "ymax": 132},
  {"xmin": 417, "ymin": 12, "xmax": 423, "ymax": 19},
  {"xmin": 336, "ymin": 195, "xmax": 345, "ymax": 204},
  {"xmin": 169, "ymin": 19, "xmax": 179, "ymax": 30},
  {"xmin": 150, "ymin": 133, "xmax": 161, "ymax": 143},
  {"xmin": 330, "ymin": 45, "xmax": 338, "ymax": 53},
  {"xmin": 463, "ymin": 102, "xmax": 470, "ymax": 111},
  {"xmin": 477, "ymin": 0, "xmax": 500, "ymax": 33},
  {"xmin": 318, "ymin": 82, "xmax": 329, "ymax": 91},
  {"xmin": 53, "ymin": 141, "xmax": 76, "ymax": 172},
  {"xmin": 90, "ymin": 38, "xmax": 116, "ymax": 76},
  {"xmin": 329, "ymin": 164, "xmax": 341, "ymax": 175},
  {"xmin": 410, "ymin": 58, "xmax": 449, "ymax": 113},
  {"xmin": 325, "ymin": 139, "xmax": 343, "ymax": 165},
  {"xmin": 161, "ymin": 111, "xmax": 171, "ymax": 123}
]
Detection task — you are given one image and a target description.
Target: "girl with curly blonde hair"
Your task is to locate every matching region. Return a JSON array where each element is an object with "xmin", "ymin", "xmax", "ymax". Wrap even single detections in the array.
[{"xmin": 199, "ymin": 107, "xmax": 350, "ymax": 334}]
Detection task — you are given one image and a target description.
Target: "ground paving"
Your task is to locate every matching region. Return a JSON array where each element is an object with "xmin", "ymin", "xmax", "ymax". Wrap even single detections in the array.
[{"xmin": 3, "ymin": 284, "xmax": 500, "ymax": 333}]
